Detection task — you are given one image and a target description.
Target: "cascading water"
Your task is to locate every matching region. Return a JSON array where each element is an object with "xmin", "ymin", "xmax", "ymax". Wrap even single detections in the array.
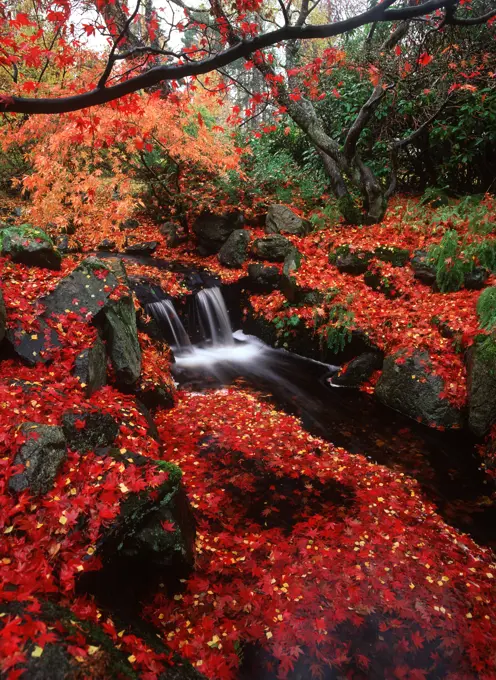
[
  {"xmin": 147, "ymin": 299, "xmax": 192, "ymax": 352},
  {"xmin": 196, "ymin": 287, "xmax": 233, "ymax": 347}
]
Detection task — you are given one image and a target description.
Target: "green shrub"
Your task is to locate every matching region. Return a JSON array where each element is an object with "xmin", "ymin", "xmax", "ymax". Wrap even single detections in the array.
[
  {"xmin": 428, "ymin": 230, "xmax": 469, "ymax": 292},
  {"xmin": 322, "ymin": 304, "xmax": 354, "ymax": 354}
]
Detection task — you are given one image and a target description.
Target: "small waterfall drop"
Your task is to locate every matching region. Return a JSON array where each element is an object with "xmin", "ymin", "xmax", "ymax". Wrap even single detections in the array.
[
  {"xmin": 196, "ymin": 287, "xmax": 234, "ymax": 347},
  {"xmin": 147, "ymin": 299, "xmax": 192, "ymax": 352}
]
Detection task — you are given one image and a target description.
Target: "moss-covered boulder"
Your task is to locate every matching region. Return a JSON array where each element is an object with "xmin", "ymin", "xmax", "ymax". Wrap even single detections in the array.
[
  {"xmin": 247, "ymin": 264, "xmax": 281, "ymax": 291},
  {"xmin": 43, "ymin": 257, "xmax": 124, "ymax": 319},
  {"xmin": 0, "ymin": 224, "xmax": 61, "ymax": 270},
  {"xmin": 193, "ymin": 211, "xmax": 244, "ymax": 254},
  {"xmin": 218, "ymin": 229, "xmax": 250, "ymax": 268},
  {"xmin": 5, "ymin": 319, "xmax": 60, "ymax": 365},
  {"xmin": 411, "ymin": 250, "xmax": 437, "ymax": 286},
  {"xmin": 467, "ymin": 335, "xmax": 496, "ymax": 437},
  {"xmin": 265, "ymin": 205, "xmax": 309, "ymax": 235},
  {"xmin": 374, "ymin": 245, "xmax": 410, "ymax": 267},
  {"xmin": 375, "ymin": 350, "xmax": 463, "ymax": 428},
  {"xmin": 251, "ymin": 235, "xmax": 295, "ymax": 262},
  {"xmin": 73, "ymin": 336, "xmax": 107, "ymax": 396},
  {"xmin": 62, "ymin": 410, "xmax": 119, "ymax": 453},
  {"xmin": 9, "ymin": 423, "xmax": 66, "ymax": 495},
  {"xmin": 97, "ymin": 295, "xmax": 142, "ymax": 388}
]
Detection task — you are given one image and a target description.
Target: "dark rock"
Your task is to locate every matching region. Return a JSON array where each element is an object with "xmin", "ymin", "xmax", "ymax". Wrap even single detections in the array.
[
  {"xmin": 374, "ymin": 245, "xmax": 410, "ymax": 267},
  {"xmin": 55, "ymin": 235, "xmax": 70, "ymax": 254},
  {"xmin": 247, "ymin": 264, "xmax": 281, "ymax": 291},
  {"xmin": 467, "ymin": 335, "xmax": 496, "ymax": 437},
  {"xmin": 251, "ymin": 235, "xmax": 294, "ymax": 262},
  {"xmin": 192, "ymin": 211, "xmax": 244, "ymax": 254},
  {"xmin": 332, "ymin": 352, "xmax": 383, "ymax": 387},
  {"xmin": 97, "ymin": 238, "xmax": 117, "ymax": 251},
  {"xmin": 411, "ymin": 250, "xmax": 436, "ymax": 285},
  {"xmin": 0, "ymin": 286, "xmax": 5, "ymax": 344},
  {"xmin": 265, "ymin": 205, "xmax": 308, "ymax": 235},
  {"xmin": 464, "ymin": 267, "xmax": 489, "ymax": 290},
  {"xmin": 0, "ymin": 224, "xmax": 61, "ymax": 270},
  {"xmin": 9, "ymin": 423, "xmax": 66, "ymax": 495},
  {"xmin": 120, "ymin": 217, "xmax": 140, "ymax": 230},
  {"xmin": 5, "ymin": 319, "xmax": 60, "ymax": 365},
  {"xmin": 73, "ymin": 336, "xmax": 107, "ymax": 396},
  {"xmin": 331, "ymin": 246, "xmax": 373, "ymax": 275},
  {"xmin": 375, "ymin": 350, "xmax": 463, "ymax": 428},
  {"xmin": 98, "ymin": 295, "xmax": 142, "ymax": 387},
  {"xmin": 159, "ymin": 222, "xmax": 181, "ymax": 247},
  {"xmin": 218, "ymin": 229, "xmax": 250, "ymax": 268},
  {"xmin": 280, "ymin": 251, "xmax": 322, "ymax": 305},
  {"xmin": 62, "ymin": 410, "xmax": 119, "ymax": 453},
  {"xmin": 125, "ymin": 241, "xmax": 158, "ymax": 255},
  {"xmin": 363, "ymin": 269, "xmax": 399, "ymax": 298},
  {"xmin": 137, "ymin": 380, "xmax": 175, "ymax": 410},
  {"xmin": 136, "ymin": 400, "xmax": 160, "ymax": 441},
  {"xmin": 94, "ymin": 452, "xmax": 195, "ymax": 572},
  {"xmin": 43, "ymin": 257, "xmax": 123, "ymax": 319}
]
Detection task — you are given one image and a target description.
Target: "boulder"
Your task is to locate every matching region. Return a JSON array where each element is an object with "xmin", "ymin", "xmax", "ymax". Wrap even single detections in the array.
[
  {"xmin": 464, "ymin": 267, "xmax": 489, "ymax": 290},
  {"xmin": 125, "ymin": 241, "xmax": 158, "ymax": 255},
  {"xmin": 97, "ymin": 238, "xmax": 117, "ymax": 251},
  {"xmin": 9, "ymin": 423, "xmax": 66, "ymax": 495},
  {"xmin": 93, "ymin": 452, "xmax": 195, "ymax": 572},
  {"xmin": 467, "ymin": 335, "xmax": 496, "ymax": 437},
  {"xmin": 247, "ymin": 264, "xmax": 281, "ymax": 290},
  {"xmin": 98, "ymin": 295, "xmax": 142, "ymax": 388},
  {"xmin": 375, "ymin": 350, "xmax": 463, "ymax": 428},
  {"xmin": 192, "ymin": 211, "xmax": 244, "ymax": 254},
  {"xmin": 265, "ymin": 205, "xmax": 308, "ymax": 235},
  {"xmin": 73, "ymin": 336, "xmax": 107, "ymax": 396},
  {"xmin": 0, "ymin": 286, "xmax": 5, "ymax": 344},
  {"xmin": 62, "ymin": 410, "xmax": 119, "ymax": 453},
  {"xmin": 43, "ymin": 257, "xmax": 123, "ymax": 319},
  {"xmin": 251, "ymin": 235, "xmax": 294, "ymax": 262},
  {"xmin": 120, "ymin": 217, "xmax": 140, "ymax": 230},
  {"xmin": 0, "ymin": 224, "xmax": 61, "ymax": 270},
  {"xmin": 332, "ymin": 352, "xmax": 383, "ymax": 387},
  {"xmin": 159, "ymin": 221, "xmax": 181, "ymax": 247},
  {"xmin": 330, "ymin": 246, "xmax": 373, "ymax": 275},
  {"xmin": 5, "ymin": 319, "xmax": 60, "ymax": 365},
  {"xmin": 218, "ymin": 229, "xmax": 250, "ymax": 268},
  {"xmin": 411, "ymin": 250, "xmax": 436, "ymax": 286}
]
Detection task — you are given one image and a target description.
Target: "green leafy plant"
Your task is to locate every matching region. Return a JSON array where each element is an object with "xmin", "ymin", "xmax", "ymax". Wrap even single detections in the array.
[
  {"xmin": 428, "ymin": 230, "xmax": 469, "ymax": 292},
  {"xmin": 477, "ymin": 287, "xmax": 496, "ymax": 331}
]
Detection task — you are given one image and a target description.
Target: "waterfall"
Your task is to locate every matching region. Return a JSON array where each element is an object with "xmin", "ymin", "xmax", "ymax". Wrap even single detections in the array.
[
  {"xmin": 147, "ymin": 299, "xmax": 192, "ymax": 352},
  {"xmin": 196, "ymin": 287, "xmax": 234, "ymax": 347}
]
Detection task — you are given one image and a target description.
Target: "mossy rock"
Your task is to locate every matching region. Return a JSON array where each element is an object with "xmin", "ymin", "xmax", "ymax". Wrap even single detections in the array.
[
  {"xmin": 97, "ymin": 294, "xmax": 142, "ymax": 388},
  {"xmin": 374, "ymin": 245, "xmax": 410, "ymax": 267},
  {"xmin": 0, "ymin": 224, "xmax": 61, "ymax": 270},
  {"xmin": 467, "ymin": 334, "xmax": 496, "ymax": 437},
  {"xmin": 73, "ymin": 336, "xmax": 107, "ymax": 396},
  {"xmin": 218, "ymin": 229, "xmax": 250, "ymax": 268},
  {"xmin": 251, "ymin": 235, "xmax": 295, "ymax": 262},
  {"xmin": 330, "ymin": 245, "xmax": 373, "ymax": 275},
  {"xmin": 62, "ymin": 409, "xmax": 119, "ymax": 453},
  {"xmin": 8, "ymin": 423, "xmax": 66, "ymax": 495}
]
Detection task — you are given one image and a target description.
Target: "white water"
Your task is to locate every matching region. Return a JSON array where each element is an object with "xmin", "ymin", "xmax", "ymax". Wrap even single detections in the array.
[
  {"xmin": 147, "ymin": 299, "xmax": 192, "ymax": 351},
  {"xmin": 196, "ymin": 287, "xmax": 234, "ymax": 347}
]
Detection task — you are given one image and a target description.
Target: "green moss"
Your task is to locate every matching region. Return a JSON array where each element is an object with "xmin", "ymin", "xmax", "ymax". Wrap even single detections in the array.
[
  {"xmin": 328, "ymin": 244, "xmax": 349, "ymax": 264},
  {"xmin": 374, "ymin": 245, "xmax": 410, "ymax": 267}
]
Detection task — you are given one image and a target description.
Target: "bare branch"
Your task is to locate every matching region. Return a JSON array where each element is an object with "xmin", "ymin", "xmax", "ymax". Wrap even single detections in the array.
[{"xmin": 98, "ymin": 0, "xmax": 143, "ymax": 89}]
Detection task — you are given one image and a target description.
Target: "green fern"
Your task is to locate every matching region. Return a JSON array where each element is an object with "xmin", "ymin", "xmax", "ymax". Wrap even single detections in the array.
[
  {"xmin": 427, "ymin": 230, "xmax": 468, "ymax": 292},
  {"xmin": 477, "ymin": 287, "xmax": 496, "ymax": 330}
]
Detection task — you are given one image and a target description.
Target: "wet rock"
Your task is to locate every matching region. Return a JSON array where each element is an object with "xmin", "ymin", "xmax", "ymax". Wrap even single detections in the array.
[
  {"xmin": 55, "ymin": 235, "xmax": 70, "ymax": 254},
  {"xmin": 332, "ymin": 352, "xmax": 383, "ymax": 387},
  {"xmin": 247, "ymin": 264, "xmax": 281, "ymax": 291},
  {"xmin": 93, "ymin": 451, "xmax": 195, "ymax": 572},
  {"xmin": 62, "ymin": 410, "xmax": 119, "ymax": 453},
  {"xmin": 192, "ymin": 211, "xmax": 244, "ymax": 254},
  {"xmin": 98, "ymin": 295, "xmax": 142, "ymax": 388},
  {"xmin": 280, "ymin": 250, "xmax": 321, "ymax": 305},
  {"xmin": 218, "ymin": 229, "xmax": 250, "ymax": 268},
  {"xmin": 374, "ymin": 245, "xmax": 410, "ymax": 267},
  {"xmin": 265, "ymin": 205, "xmax": 308, "ymax": 235},
  {"xmin": 330, "ymin": 246, "xmax": 373, "ymax": 275},
  {"xmin": 363, "ymin": 268, "xmax": 400, "ymax": 298},
  {"xmin": 159, "ymin": 221, "xmax": 182, "ymax": 247},
  {"xmin": 0, "ymin": 224, "xmax": 61, "ymax": 270},
  {"xmin": 411, "ymin": 250, "xmax": 436, "ymax": 285},
  {"xmin": 9, "ymin": 423, "xmax": 66, "ymax": 495},
  {"xmin": 464, "ymin": 267, "xmax": 489, "ymax": 290},
  {"xmin": 251, "ymin": 235, "xmax": 295, "ymax": 262},
  {"xmin": 137, "ymin": 379, "xmax": 175, "ymax": 410},
  {"xmin": 467, "ymin": 335, "xmax": 496, "ymax": 437},
  {"xmin": 73, "ymin": 336, "xmax": 107, "ymax": 396},
  {"xmin": 43, "ymin": 257, "xmax": 123, "ymax": 319},
  {"xmin": 125, "ymin": 240, "xmax": 158, "ymax": 255},
  {"xmin": 5, "ymin": 319, "xmax": 60, "ymax": 365},
  {"xmin": 375, "ymin": 350, "xmax": 463, "ymax": 428},
  {"xmin": 0, "ymin": 286, "xmax": 5, "ymax": 344},
  {"xmin": 97, "ymin": 238, "xmax": 116, "ymax": 251}
]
